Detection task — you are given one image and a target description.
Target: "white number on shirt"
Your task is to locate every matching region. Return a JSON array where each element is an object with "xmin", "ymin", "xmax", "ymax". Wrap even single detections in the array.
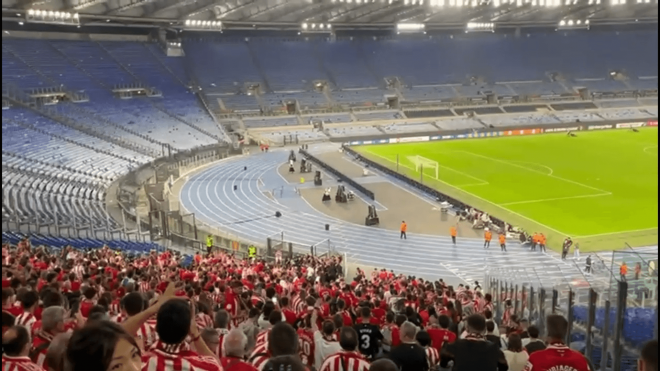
[{"xmin": 361, "ymin": 334, "xmax": 370, "ymax": 349}]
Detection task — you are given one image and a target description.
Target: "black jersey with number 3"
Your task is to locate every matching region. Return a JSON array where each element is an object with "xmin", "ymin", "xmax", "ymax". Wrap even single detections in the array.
[{"xmin": 354, "ymin": 323, "xmax": 384, "ymax": 359}]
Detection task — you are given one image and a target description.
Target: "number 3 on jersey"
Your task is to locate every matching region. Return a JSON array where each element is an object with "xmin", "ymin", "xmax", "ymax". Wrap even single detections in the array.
[{"xmin": 361, "ymin": 334, "xmax": 370, "ymax": 349}]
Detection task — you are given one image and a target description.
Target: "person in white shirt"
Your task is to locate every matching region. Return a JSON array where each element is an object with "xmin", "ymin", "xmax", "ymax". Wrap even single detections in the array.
[
  {"xmin": 311, "ymin": 310, "xmax": 341, "ymax": 370},
  {"xmin": 503, "ymin": 334, "xmax": 529, "ymax": 371}
]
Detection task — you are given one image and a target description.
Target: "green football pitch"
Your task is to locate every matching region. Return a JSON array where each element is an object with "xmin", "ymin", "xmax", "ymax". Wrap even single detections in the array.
[{"xmin": 354, "ymin": 128, "xmax": 658, "ymax": 252}]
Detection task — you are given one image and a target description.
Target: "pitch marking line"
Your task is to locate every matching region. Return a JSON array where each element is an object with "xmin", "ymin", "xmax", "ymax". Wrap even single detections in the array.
[
  {"xmin": 499, "ymin": 192, "xmax": 613, "ymax": 206},
  {"xmin": 405, "ymin": 155, "xmax": 489, "ymax": 186},
  {"xmin": 456, "ymin": 150, "xmax": 612, "ymax": 195},
  {"xmin": 643, "ymin": 145, "xmax": 658, "ymax": 155},
  {"xmin": 362, "ymin": 149, "xmax": 571, "ymax": 237},
  {"xmin": 574, "ymin": 227, "xmax": 659, "ymax": 239}
]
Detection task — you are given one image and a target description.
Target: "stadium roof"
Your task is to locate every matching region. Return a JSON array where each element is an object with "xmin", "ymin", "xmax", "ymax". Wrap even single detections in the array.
[{"xmin": 1, "ymin": 0, "xmax": 658, "ymax": 31}]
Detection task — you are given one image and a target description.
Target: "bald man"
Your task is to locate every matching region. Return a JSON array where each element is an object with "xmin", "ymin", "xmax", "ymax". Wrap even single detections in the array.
[
  {"xmin": 371, "ymin": 358, "xmax": 399, "ymax": 371},
  {"xmin": 2, "ymin": 325, "xmax": 43, "ymax": 371}
]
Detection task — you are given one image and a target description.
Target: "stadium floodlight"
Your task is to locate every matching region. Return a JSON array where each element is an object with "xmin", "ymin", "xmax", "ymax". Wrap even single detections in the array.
[
  {"xmin": 397, "ymin": 23, "xmax": 425, "ymax": 31},
  {"xmin": 26, "ymin": 9, "xmax": 80, "ymax": 25},
  {"xmin": 466, "ymin": 22, "xmax": 495, "ymax": 32},
  {"xmin": 558, "ymin": 18, "xmax": 590, "ymax": 29}
]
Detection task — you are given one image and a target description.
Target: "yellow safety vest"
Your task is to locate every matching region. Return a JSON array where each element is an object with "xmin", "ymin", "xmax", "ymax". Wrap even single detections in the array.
[
  {"xmin": 248, "ymin": 246, "xmax": 256, "ymax": 257},
  {"xmin": 206, "ymin": 236, "xmax": 213, "ymax": 247}
]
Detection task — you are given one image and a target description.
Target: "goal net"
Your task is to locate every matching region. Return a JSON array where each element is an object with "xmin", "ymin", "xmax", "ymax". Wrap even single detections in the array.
[{"xmin": 407, "ymin": 155, "xmax": 439, "ymax": 179}]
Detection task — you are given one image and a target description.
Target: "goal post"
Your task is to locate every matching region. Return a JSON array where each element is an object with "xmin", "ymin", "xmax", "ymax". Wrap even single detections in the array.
[{"xmin": 407, "ymin": 155, "xmax": 439, "ymax": 179}]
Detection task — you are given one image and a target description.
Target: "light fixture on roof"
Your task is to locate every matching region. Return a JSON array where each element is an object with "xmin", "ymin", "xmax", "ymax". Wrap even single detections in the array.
[
  {"xmin": 396, "ymin": 23, "xmax": 425, "ymax": 31},
  {"xmin": 26, "ymin": 9, "xmax": 80, "ymax": 26},
  {"xmin": 466, "ymin": 22, "xmax": 495, "ymax": 32},
  {"xmin": 300, "ymin": 22, "xmax": 332, "ymax": 33},
  {"xmin": 558, "ymin": 18, "xmax": 590, "ymax": 29},
  {"xmin": 184, "ymin": 19, "xmax": 222, "ymax": 31}
]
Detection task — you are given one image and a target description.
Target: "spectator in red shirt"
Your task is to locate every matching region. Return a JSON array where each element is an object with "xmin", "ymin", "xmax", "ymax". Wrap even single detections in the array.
[
  {"xmin": 2, "ymin": 325, "xmax": 44, "ymax": 371},
  {"xmin": 220, "ymin": 328, "xmax": 258, "ymax": 371},
  {"xmin": 79, "ymin": 287, "xmax": 97, "ymax": 318},
  {"xmin": 523, "ymin": 315, "xmax": 592, "ymax": 371},
  {"xmin": 32, "ymin": 306, "xmax": 67, "ymax": 369},
  {"xmin": 3, "ymin": 288, "xmax": 23, "ymax": 317},
  {"xmin": 279, "ymin": 297, "xmax": 297, "ymax": 325}
]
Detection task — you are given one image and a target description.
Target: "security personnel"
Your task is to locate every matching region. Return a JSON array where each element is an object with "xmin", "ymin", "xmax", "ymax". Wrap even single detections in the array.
[
  {"xmin": 499, "ymin": 233, "xmax": 507, "ymax": 252},
  {"xmin": 449, "ymin": 225, "xmax": 457, "ymax": 245},
  {"xmin": 620, "ymin": 262, "xmax": 628, "ymax": 281},
  {"xmin": 484, "ymin": 228, "xmax": 492, "ymax": 249},
  {"xmin": 400, "ymin": 221, "xmax": 407, "ymax": 240},
  {"xmin": 206, "ymin": 234, "xmax": 214, "ymax": 254},
  {"xmin": 248, "ymin": 245, "xmax": 257, "ymax": 259}
]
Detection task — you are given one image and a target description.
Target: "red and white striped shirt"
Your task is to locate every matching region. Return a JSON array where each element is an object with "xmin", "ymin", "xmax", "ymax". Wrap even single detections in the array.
[
  {"xmin": 15, "ymin": 312, "xmax": 36, "ymax": 331},
  {"xmin": 1, "ymin": 355, "xmax": 45, "ymax": 371},
  {"xmin": 139, "ymin": 281, "xmax": 150, "ymax": 293},
  {"xmin": 426, "ymin": 346, "xmax": 440, "ymax": 369},
  {"xmin": 215, "ymin": 328, "xmax": 229, "ymax": 358},
  {"xmin": 318, "ymin": 351, "xmax": 370, "ymax": 371},
  {"xmin": 136, "ymin": 322, "xmax": 157, "ymax": 350},
  {"xmin": 72, "ymin": 265, "xmax": 85, "ymax": 280},
  {"xmin": 196, "ymin": 313, "xmax": 214, "ymax": 330},
  {"xmin": 141, "ymin": 341, "xmax": 222, "ymax": 371}
]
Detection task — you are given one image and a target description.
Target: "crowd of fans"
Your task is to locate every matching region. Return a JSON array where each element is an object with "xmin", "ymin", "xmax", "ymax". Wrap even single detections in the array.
[{"xmin": 1, "ymin": 238, "xmax": 658, "ymax": 371}]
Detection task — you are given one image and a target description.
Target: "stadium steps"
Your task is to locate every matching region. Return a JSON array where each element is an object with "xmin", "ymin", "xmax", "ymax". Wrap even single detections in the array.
[
  {"xmin": 311, "ymin": 43, "xmax": 338, "ymax": 88},
  {"xmin": 46, "ymin": 41, "xmax": 112, "ymax": 91},
  {"xmin": 143, "ymin": 43, "xmax": 188, "ymax": 87},
  {"xmin": 2, "ymin": 151, "xmax": 109, "ymax": 183},
  {"xmin": 150, "ymin": 101, "xmax": 222, "ymax": 142},
  {"xmin": 2, "ymin": 44, "xmax": 58, "ymax": 87},
  {"xmin": 246, "ymin": 43, "xmax": 273, "ymax": 93},
  {"xmin": 355, "ymin": 43, "xmax": 383, "ymax": 87},
  {"xmin": 95, "ymin": 41, "xmax": 147, "ymax": 85}
]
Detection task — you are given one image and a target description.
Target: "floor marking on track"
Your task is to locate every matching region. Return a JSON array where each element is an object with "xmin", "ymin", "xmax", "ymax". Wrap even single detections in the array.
[
  {"xmin": 362, "ymin": 149, "xmax": 571, "ymax": 236},
  {"xmin": 499, "ymin": 192, "xmax": 613, "ymax": 206}
]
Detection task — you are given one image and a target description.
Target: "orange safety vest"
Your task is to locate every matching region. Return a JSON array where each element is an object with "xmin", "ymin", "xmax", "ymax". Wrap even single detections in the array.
[
  {"xmin": 621, "ymin": 265, "xmax": 628, "ymax": 275},
  {"xmin": 401, "ymin": 223, "xmax": 407, "ymax": 232},
  {"xmin": 450, "ymin": 227, "xmax": 457, "ymax": 237},
  {"xmin": 484, "ymin": 231, "xmax": 492, "ymax": 241},
  {"xmin": 499, "ymin": 234, "xmax": 506, "ymax": 244},
  {"xmin": 540, "ymin": 234, "xmax": 546, "ymax": 244}
]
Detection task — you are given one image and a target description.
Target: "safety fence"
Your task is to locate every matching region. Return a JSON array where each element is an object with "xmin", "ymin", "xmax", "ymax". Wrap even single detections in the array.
[{"xmin": 485, "ymin": 249, "xmax": 658, "ymax": 371}]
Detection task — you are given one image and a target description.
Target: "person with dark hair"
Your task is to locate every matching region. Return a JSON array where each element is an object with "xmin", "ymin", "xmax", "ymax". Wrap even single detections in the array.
[
  {"xmin": 262, "ymin": 355, "xmax": 307, "ymax": 371},
  {"xmin": 2, "ymin": 310, "xmax": 16, "ymax": 336},
  {"xmin": 389, "ymin": 321, "xmax": 428, "ymax": 371},
  {"xmin": 523, "ymin": 314, "xmax": 591, "ymax": 371},
  {"xmin": 486, "ymin": 321, "xmax": 502, "ymax": 347},
  {"xmin": 250, "ymin": 322, "xmax": 300, "ymax": 370},
  {"xmin": 310, "ymin": 309, "xmax": 341, "ymax": 370},
  {"xmin": 15, "ymin": 291, "xmax": 39, "ymax": 330},
  {"xmin": 426, "ymin": 315, "xmax": 456, "ymax": 353},
  {"xmin": 86, "ymin": 305, "xmax": 109, "ymax": 323},
  {"xmin": 122, "ymin": 282, "xmax": 222, "ymax": 371},
  {"xmin": 441, "ymin": 314, "xmax": 508, "ymax": 371},
  {"xmin": 504, "ymin": 334, "xmax": 528, "ymax": 371},
  {"xmin": 417, "ymin": 330, "xmax": 440, "ymax": 370},
  {"xmin": 318, "ymin": 326, "xmax": 370, "ymax": 371},
  {"xmin": 79, "ymin": 287, "xmax": 97, "ymax": 318},
  {"xmin": 65, "ymin": 321, "xmax": 141, "ymax": 371},
  {"xmin": 639, "ymin": 339, "xmax": 658, "ymax": 371},
  {"xmin": 370, "ymin": 358, "xmax": 399, "ymax": 371},
  {"xmin": 122, "ymin": 292, "xmax": 156, "ymax": 350},
  {"xmin": 213, "ymin": 309, "xmax": 230, "ymax": 358},
  {"xmin": 354, "ymin": 306, "xmax": 385, "ymax": 361},
  {"xmin": 2, "ymin": 325, "xmax": 43, "ymax": 371},
  {"xmin": 523, "ymin": 326, "xmax": 546, "ymax": 355}
]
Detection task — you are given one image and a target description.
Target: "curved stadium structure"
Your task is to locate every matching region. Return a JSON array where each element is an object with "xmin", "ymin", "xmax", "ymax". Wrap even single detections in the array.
[{"xmin": 1, "ymin": 1, "xmax": 658, "ymax": 370}]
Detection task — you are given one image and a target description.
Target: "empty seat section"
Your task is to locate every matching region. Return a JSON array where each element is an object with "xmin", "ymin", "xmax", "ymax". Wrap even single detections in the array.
[
  {"xmin": 184, "ymin": 41, "xmax": 263, "ymax": 93},
  {"xmin": 316, "ymin": 41, "xmax": 379, "ymax": 89},
  {"xmin": 250, "ymin": 41, "xmax": 325, "ymax": 91}
]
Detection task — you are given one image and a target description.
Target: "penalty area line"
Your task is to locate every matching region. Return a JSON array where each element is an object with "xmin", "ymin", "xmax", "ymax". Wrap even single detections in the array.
[
  {"xmin": 499, "ymin": 192, "xmax": 613, "ymax": 206},
  {"xmin": 574, "ymin": 227, "xmax": 659, "ymax": 239}
]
